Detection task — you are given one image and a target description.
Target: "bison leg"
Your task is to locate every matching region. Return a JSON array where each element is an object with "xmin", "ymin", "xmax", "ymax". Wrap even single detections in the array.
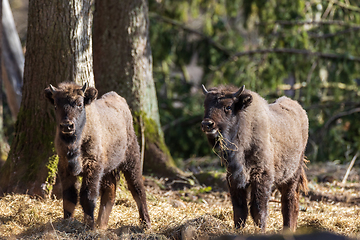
[
  {"xmin": 122, "ymin": 163, "xmax": 151, "ymax": 229},
  {"xmin": 79, "ymin": 165, "xmax": 103, "ymax": 229},
  {"xmin": 122, "ymin": 168, "xmax": 151, "ymax": 229},
  {"xmin": 249, "ymin": 174, "xmax": 272, "ymax": 232},
  {"xmin": 227, "ymin": 174, "xmax": 248, "ymax": 229},
  {"xmin": 121, "ymin": 136, "xmax": 151, "ymax": 229},
  {"xmin": 279, "ymin": 173, "xmax": 301, "ymax": 232},
  {"xmin": 58, "ymin": 160, "xmax": 78, "ymax": 218},
  {"xmin": 97, "ymin": 172, "xmax": 117, "ymax": 229}
]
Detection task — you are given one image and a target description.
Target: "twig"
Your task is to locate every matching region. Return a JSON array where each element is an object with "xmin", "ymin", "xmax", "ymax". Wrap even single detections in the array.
[
  {"xmin": 140, "ymin": 114, "xmax": 145, "ymax": 174},
  {"xmin": 342, "ymin": 151, "xmax": 359, "ymax": 184},
  {"xmin": 49, "ymin": 218, "xmax": 60, "ymax": 240}
]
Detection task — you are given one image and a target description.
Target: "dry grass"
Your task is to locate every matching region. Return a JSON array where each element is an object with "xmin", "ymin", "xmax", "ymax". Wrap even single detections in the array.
[{"xmin": 0, "ymin": 175, "xmax": 360, "ymax": 239}]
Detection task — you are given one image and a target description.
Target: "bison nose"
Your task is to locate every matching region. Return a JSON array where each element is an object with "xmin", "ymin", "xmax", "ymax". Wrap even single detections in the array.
[
  {"xmin": 201, "ymin": 119, "xmax": 215, "ymax": 132},
  {"xmin": 60, "ymin": 121, "xmax": 75, "ymax": 133}
]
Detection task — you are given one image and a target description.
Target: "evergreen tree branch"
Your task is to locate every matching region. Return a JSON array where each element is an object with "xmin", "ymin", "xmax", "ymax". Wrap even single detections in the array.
[{"xmin": 149, "ymin": 12, "xmax": 232, "ymax": 57}]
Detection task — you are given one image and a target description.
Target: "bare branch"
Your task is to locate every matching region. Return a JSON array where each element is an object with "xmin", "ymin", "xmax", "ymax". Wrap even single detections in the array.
[
  {"xmin": 162, "ymin": 115, "xmax": 202, "ymax": 132},
  {"xmin": 231, "ymin": 48, "xmax": 360, "ymax": 61},
  {"xmin": 324, "ymin": 107, "xmax": 360, "ymax": 130},
  {"xmin": 211, "ymin": 48, "xmax": 360, "ymax": 72},
  {"xmin": 257, "ymin": 19, "xmax": 360, "ymax": 27},
  {"xmin": 309, "ymin": 27, "xmax": 360, "ymax": 39}
]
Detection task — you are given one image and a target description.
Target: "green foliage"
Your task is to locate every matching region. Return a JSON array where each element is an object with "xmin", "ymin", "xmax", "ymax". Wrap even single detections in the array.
[{"xmin": 149, "ymin": 0, "xmax": 360, "ymax": 163}]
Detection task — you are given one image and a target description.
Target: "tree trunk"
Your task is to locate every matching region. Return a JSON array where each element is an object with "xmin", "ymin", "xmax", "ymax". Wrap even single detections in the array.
[
  {"xmin": 93, "ymin": 0, "xmax": 182, "ymax": 178},
  {"xmin": 0, "ymin": 0, "xmax": 94, "ymax": 196}
]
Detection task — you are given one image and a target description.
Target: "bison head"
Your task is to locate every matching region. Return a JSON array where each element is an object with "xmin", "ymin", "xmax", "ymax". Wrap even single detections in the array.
[
  {"xmin": 201, "ymin": 85, "xmax": 252, "ymax": 148},
  {"xmin": 44, "ymin": 82, "xmax": 98, "ymax": 139},
  {"xmin": 44, "ymin": 82, "xmax": 97, "ymax": 175}
]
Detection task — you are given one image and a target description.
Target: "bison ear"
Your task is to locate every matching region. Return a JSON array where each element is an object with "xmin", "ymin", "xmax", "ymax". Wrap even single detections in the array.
[
  {"xmin": 84, "ymin": 87, "xmax": 98, "ymax": 105},
  {"xmin": 234, "ymin": 93, "xmax": 252, "ymax": 113},
  {"xmin": 44, "ymin": 87, "xmax": 55, "ymax": 105}
]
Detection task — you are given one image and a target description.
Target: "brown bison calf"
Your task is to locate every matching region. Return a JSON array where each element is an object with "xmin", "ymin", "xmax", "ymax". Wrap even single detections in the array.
[
  {"xmin": 44, "ymin": 82, "xmax": 150, "ymax": 229},
  {"xmin": 201, "ymin": 85, "xmax": 308, "ymax": 232}
]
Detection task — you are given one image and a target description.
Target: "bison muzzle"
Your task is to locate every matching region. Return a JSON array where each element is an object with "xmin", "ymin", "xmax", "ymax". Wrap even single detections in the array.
[
  {"xmin": 44, "ymin": 82, "xmax": 151, "ymax": 229},
  {"xmin": 201, "ymin": 84, "xmax": 308, "ymax": 232}
]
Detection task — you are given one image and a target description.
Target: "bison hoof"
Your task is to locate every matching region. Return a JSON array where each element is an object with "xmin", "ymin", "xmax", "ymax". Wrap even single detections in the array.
[
  {"xmin": 84, "ymin": 214, "xmax": 95, "ymax": 229},
  {"xmin": 141, "ymin": 220, "xmax": 151, "ymax": 230}
]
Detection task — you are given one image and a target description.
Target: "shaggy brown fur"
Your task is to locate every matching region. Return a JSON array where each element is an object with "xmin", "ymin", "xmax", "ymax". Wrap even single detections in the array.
[
  {"xmin": 201, "ymin": 85, "xmax": 308, "ymax": 232},
  {"xmin": 44, "ymin": 82, "xmax": 150, "ymax": 230}
]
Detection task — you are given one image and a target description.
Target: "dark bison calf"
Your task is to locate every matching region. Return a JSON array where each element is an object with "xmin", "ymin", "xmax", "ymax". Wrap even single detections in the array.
[
  {"xmin": 201, "ymin": 85, "xmax": 308, "ymax": 232},
  {"xmin": 44, "ymin": 82, "xmax": 150, "ymax": 229}
]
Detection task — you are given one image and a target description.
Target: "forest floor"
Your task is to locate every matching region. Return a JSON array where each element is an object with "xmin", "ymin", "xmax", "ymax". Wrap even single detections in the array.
[{"xmin": 0, "ymin": 159, "xmax": 360, "ymax": 240}]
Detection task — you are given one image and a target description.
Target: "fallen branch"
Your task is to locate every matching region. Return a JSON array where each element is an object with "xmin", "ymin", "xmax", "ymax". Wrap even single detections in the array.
[{"xmin": 342, "ymin": 152, "xmax": 359, "ymax": 184}]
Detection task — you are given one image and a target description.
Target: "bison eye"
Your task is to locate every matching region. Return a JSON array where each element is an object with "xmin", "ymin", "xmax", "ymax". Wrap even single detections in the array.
[
  {"xmin": 224, "ymin": 105, "xmax": 232, "ymax": 112},
  {"xmin": 76, "ymin": 102, "xmax": 83, "ymax": 108}
]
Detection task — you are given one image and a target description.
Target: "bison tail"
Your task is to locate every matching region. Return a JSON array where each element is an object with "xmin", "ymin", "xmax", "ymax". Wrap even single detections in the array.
[{"xmin": 299, "ymin": 157, "xmax": 309, "ymax": 194}]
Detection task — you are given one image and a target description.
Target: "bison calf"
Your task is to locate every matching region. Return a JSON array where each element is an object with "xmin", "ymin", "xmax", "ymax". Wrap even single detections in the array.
[
  {"xmin": 44, "ymin": 82, "xmax": 150, "ymax": 229},
  {"xmin": 201, "ymin": 85, "xmax": 308, "ymax": 232}
]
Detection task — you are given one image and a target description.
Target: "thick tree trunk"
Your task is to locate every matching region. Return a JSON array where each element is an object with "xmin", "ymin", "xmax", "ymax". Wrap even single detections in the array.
[
  {"xmin": 0, "ymin": 0, "xmax": 94, "ymax": 196},
  {"xmin": 93, "ymin": 0, "xmax": 182, "ymax": 178}
]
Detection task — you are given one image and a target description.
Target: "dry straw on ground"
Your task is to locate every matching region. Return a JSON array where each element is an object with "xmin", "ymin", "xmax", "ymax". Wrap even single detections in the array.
[{"xmin": 0, "ymin": 174, "xmax": 360, "ymax": 239}]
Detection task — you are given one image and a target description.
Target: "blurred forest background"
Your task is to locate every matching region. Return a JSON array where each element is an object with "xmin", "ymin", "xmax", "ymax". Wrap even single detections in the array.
[{"xmin": 2, "ymin": 0, "xmax": 360, "ymax": 167}]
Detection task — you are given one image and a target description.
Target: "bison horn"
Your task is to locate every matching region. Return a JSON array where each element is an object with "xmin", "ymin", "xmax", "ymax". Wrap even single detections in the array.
[
  {"xmin": 49, "ymin": 84, "xmax": 56, "ymax": 93},
  {"xmin": 202, "ymin": 84, "xmax": 209, "ymax": 94},
  {"xmin": 81, "ymin": 82, "xmax": 88, "ymax": 93},
  {"xmin": 233, "ymin": 85, "xmax": 245, "ymax": 98}
]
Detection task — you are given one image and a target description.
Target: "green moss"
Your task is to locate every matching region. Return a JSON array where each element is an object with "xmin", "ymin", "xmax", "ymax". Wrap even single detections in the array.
[
  {"xmin": 133, "ymin": 111, "xmax": 176, "ymax": 169},
  {"xmin": 44, "ymin": 152, "xmax": 59, "ymax": 195},
  {"xmin": 144, "ymin": 118, "xmax": 170, "ymax": 156}
]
